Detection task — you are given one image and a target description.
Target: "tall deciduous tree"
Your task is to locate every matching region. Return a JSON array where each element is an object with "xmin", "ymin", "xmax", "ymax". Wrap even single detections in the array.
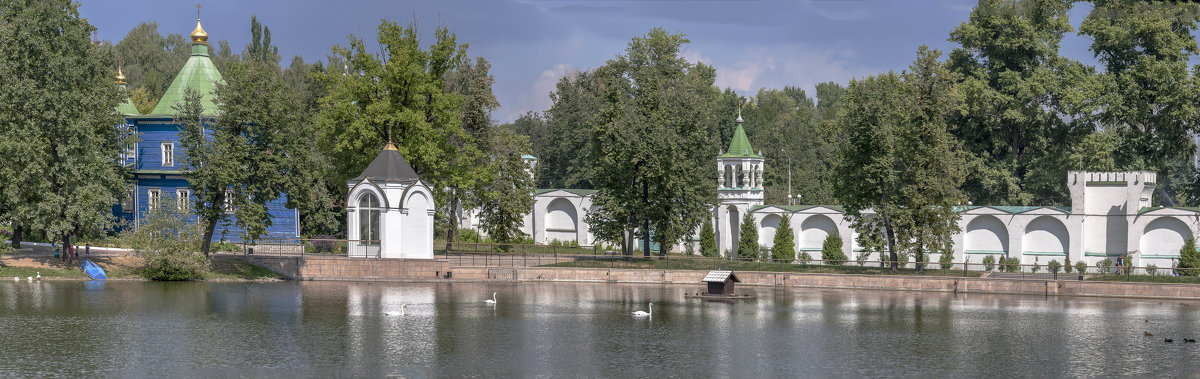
[
  {"xmin": 948, "ymin": 0, "xmax": 1093, "ymax": 206},
  {"xmin": 0, "ymin": 0, "xmax": 130, "ymax": 251},
  {"xmin": 179, "ymin": 57, "xmax": 304, "ymax": 254},
  {"xmin": 474, "ymin": 129, "xmax": 536, "ymax": 244},
  {"xmin": 315, "ymin": 21, "xmax": 483, "ymax": 239},
  {"xmin": 243, "ymin": 15, "xmax": 280, "ymax": 65},
  {"xmin": 834, "ymin": 46, "xmax": 966, "ymax": 271},
  {"xmin": 585, "ymin": 28, "xmax": 718, "ymax": 257},
  {"xmin": 1081, "ymin": 1, "xmax": 1200, "ymax": 177}
]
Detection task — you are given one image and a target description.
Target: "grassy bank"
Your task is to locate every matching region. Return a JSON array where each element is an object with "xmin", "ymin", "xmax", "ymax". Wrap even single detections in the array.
[
  {"xmin": 539, "ymin": 257, "xmax": 984, "ymax": 277},
  {"xmin": 0, "ymin": 255, "xmax": 282, "ymax": 281}
]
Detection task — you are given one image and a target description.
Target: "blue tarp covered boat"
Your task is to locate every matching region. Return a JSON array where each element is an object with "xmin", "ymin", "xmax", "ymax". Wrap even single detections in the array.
[{"xmin": 80, "ymin": 259, "xmax": 106, "ymax": 280}]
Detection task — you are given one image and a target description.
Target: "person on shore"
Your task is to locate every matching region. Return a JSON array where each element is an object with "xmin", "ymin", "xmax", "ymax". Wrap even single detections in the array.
[
  {"xmin": 1115, "ymin": 254, "xmax": 1124, "ymax": 275},
  {"xmin": 85, "ymin": 243, "xmax": 90, "ymax": 258},
  {"xmin": 1173, "ymin": 257, "xmax": 1178, "ymax": 276}
]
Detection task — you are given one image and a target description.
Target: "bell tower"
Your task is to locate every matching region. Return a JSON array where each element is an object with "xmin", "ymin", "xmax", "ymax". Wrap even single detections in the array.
[{"xmin": 714, "ymin": 111, "xmax": 764, "ymax": 256}]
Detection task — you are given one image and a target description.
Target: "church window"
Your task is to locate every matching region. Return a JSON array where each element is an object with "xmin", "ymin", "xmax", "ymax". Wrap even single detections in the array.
[
  {"xmin": 122, "ymin": 184, "xmax": 135, "ymax": 213},
  {"xmin": 161, "ymin": 142, "xmax": 174, "ymax": 167},
  {"xmin": 176, "ymin": 188, "xmax": 191, "ymax": 211},
  {"xmin": 223, "ymin": 189, "xmax": 235, "ymax": 213},
  {"xmin": 147, "ymin": 188, "xmax": 161, "ymax": 210},
  {"xmin": 359, "ymin": 192, "xmax": 381, "ymax": 246}
]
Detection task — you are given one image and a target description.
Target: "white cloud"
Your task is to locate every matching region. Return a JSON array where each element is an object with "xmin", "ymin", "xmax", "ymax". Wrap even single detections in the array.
[{"xmin": 506, "ymin": 63, "xmax": 575, "ymax": 122}]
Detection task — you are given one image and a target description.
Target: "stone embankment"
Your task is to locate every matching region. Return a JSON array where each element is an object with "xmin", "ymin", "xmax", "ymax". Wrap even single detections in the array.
[{"xmin": 236, "ymin": 256, "xmax": 1200, "ymax": 300}]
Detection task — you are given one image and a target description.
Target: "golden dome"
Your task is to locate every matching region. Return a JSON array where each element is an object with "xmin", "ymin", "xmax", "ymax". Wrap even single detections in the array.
[
  {"xmin": 191, "ymin": 19, "xmax": 208, "ymax": 44},
  {"xmin": 116, "ymin": 66, "xmax": 126, "ymax": 85}
]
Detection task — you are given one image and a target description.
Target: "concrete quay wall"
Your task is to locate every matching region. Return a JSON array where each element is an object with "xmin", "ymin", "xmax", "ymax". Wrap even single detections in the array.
[
  {"xmin": 242, "ymin": 255, "xmax": 449, "ymax": 281},
  {"xmin": 450, "ymin": 267, "xmax": 1200, "ymax": 300}
]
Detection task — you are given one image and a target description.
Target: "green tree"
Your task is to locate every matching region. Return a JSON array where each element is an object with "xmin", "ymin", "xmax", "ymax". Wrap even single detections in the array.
[
  {"xmin": 822, "ymin": 234, "xmax": 846, "ymax": 265},
  {"xmin": 315, "ymin": 20, "xmax": 483, "ymax": 242},
  {"xmin": 1081, "ymin": 1, "xmax": 1200, "ymax": 173},
  {"xmin": 243, "ymin": 15, "xmax": 280, "ymax": 65},
  {"xmin": 474, "ymin": 129, "xmax": 536, "ymax": 245},
  {"xmin": 113, "ymin": 21, "xmax": 189, "ymax": 105},
  {"xmin": 737, "ymin": 213, "xmax": 759, "ymax": 260},
  {"xmin": 772, "ymin": 214, "xmax": 795, "ymax": 262},
  {"xmin": 178, "ymin": 57, "xmax": 304, "ymax": 254},
  {"xmin": 833, "ymin": 46, "xmax": 967, "ymax": 271},
  {"xmin": 0, "ymin": 0, "xmax": 130, "ymax": 252},
  {"xmin": 948, "ymin": 0, "xmax": 1093, "ymax": 206},
  {"xmin": 121, "ymin": 195, "xmax": 209, "ymax": 280},
  {"xmin": 1181, "ymin": 238, "xmax": 1200, "ymax": 276},
  {"xmin": 699, "ymin": 220, "xmax": 717, "ymax": 257},
  {"xmin": 535, "ymin": 70, "xmax": 601, "ymax": 189},
  {"xmin": 585, "ymin": 28, "xmax": 718, "ymax": 257}
]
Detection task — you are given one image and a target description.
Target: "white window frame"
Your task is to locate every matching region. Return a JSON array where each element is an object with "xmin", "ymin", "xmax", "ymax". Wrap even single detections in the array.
[
  {"xmin": 148, "ymin": 188, "xmax": 161, "ymax": 210},
  {"xmin": 223, "ymin": 189, "xmax": 235, "ymax": 213},
  {"xmin": 176, "ymin": 188, "xmax": 191, "ymax": 211},
  {"xmin": 161, "ymin": 142, "xmax": 174, "ymax": 167}
]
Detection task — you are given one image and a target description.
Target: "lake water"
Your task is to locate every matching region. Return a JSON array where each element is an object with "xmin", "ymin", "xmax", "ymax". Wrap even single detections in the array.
[{"xmin": 0, "ymin": 280, "xmax": 1198, "ymax": 377}]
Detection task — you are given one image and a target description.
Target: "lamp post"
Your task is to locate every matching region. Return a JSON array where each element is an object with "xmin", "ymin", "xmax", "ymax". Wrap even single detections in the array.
[{"xmin": 781, "ymin": 148, "xmax": 792, "ymax": 205}]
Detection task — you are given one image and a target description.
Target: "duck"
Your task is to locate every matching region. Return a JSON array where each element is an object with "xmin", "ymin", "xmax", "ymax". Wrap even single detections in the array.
[
  {"xmin": 485, "ymin": 292, "xmax": 497, "ymax": 305},
  {"xmin": 1185, "ymin": 338, "xmax": 1196, "ymax": 343},
  {"xmin": 1165, "ymin": 338, "xmax": 1175, "ymax": 343},
  {"xmin": 1144, "ymin": 331, "xmax": 1154, "ymax": 337}
]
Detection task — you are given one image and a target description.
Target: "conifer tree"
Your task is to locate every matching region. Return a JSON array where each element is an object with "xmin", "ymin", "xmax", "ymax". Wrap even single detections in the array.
[
  {"xmin": 699, "ymin": 220, "xmax": 717, "ymax": 257},
  {"xmin": 772, "ymin": 214, "xmax": 795, "ymax": 262},
  {"xmin": 738, "ymin": 213, "xmax": 759, "ymax": 260}
]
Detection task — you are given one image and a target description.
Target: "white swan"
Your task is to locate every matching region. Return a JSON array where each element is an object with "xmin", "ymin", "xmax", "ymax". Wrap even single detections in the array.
[
  {"xmin": 485, "ymin": 292, "xmax": 497, "ymax": 305},
  {"xmin": 385, "ymin": 304, "xmax": 408, "ymax": 316},
  {"xmin": 35, "ymin": 272, "xmax": 40, "ymax": 279},
  {"xmin": 632, "ymin": 303, "xmax": 653, "ymax": 317},
  {"xmin": 12, "ymin": 277, "xmax": 17, "ymax": 282},
  {"xmin": 26, "ymin": 276, "xmax": 32, "ymax": 282}
]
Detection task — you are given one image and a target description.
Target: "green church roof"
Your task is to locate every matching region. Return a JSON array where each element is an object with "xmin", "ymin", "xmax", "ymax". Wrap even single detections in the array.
[
  {"xmin": 150, "ymin": 43, "xmax": 223, "ymax": 116},
  {"xmin": 719, "ymin": 123, "xmax": 761, "ymax": 158},
  {"xmin": 116, "ymin": 87, "xmax": 140, "ymax": 116}
]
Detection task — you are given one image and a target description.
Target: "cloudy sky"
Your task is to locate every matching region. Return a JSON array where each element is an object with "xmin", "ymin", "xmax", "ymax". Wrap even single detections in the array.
[{"xmin": 79, "ymin": 0, "xmax": 1099, "ymax": 123}]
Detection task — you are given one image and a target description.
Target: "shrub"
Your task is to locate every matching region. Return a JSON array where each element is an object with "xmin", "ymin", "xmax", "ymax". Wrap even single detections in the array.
[
  {"xmin": 821, "ymin": 234, "xmax": 846, "ymax": 265},
  {"xmin": 1031, "ymin": 261, "xmax": 1041, "ymax": 273},
  {"xmin": 1047, "ymin": 260, "xmax": 1061, "ymax": 275},
  {"xmin": 1064, "ymin": 255, "xmax": 1073, "ymax": 273},
  {"xmin": 1147, "ymin": 264, "xmax": 1158, "ymax": 276},
  {"xmin": 939, "ymin": 251, "xmax": 953, "ymax": 270},
  {"xmin": 1075, "ymin": 261, "xmax": 1087, "ymax": 275},
  {"xmin": 856, "ymin": 251, "xmax": 871, "ymax": 267},
  {"xmin": 1180, "ymin": 239, "xmax": 1199, "ymax": 277},
  {"xmin": 1003, "ymin": 257, "xmax": 1020, "ymax": 273},
  {"xmin": 983, "ymin": 255, "xmax": 996, "ymax": 271},
  {"xmin": 896, "ymin": 251, "xmax": 910, "ymax": 267},
  {"xmin": 738, "ymin": 214, "xmax": 759, "ymax": 260},
  {"xmin": 1098, "ymin": 258, "xmax": 1113, "ymax": 274},
  {"xmin": 458, "ymin": 228, "xmax": 483, "ymax": 243},
  {"xmin": 0, "ymin": 242, "xmax": 11, "ymax": 255},
  {"xmin": 214, "ymin": 240, "xmax": 240, "ymax": 252},
  {"xmin": 799, "ymin": 252, "xmax": 813, "ymax": 265},
  {"xmin": 773, "ymin": 214, "xmax": 796, "ymax": 262},
  {"xmin": 307, "ymin": 236, "xmax": 341, "ymax": 254},
  {"xmin": 121, "ymin": 203, "xmax": 209, "ymax": 281},
  {"xmin": 699, "ymin": 222, "xmax": 718, "ymax": 257}
]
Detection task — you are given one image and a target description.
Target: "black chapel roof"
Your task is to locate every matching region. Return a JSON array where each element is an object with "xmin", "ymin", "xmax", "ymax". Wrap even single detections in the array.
[{"xmin": 351, "ymin": 144, "xmax": 419, "ymax": 183}]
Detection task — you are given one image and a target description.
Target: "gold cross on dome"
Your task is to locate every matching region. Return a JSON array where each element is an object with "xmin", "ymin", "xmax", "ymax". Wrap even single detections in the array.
[{"xmin": 196, "ymin": 3, "xmax": 201, "ymax": 19}]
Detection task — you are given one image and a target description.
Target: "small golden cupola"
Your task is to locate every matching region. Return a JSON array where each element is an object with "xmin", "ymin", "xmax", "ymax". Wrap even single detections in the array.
[
  {"xmin": 191, "ymin": 18, "xmax": 208, "ymax": 44},
  {"xmin": 115, "ymin": 66, "xmax": 126, "ymax": 85}
]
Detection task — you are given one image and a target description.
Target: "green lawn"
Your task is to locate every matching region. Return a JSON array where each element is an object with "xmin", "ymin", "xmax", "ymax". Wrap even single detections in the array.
[
  {"xmin": 539, "ymin": 257, "xmax": 983, "ymax": 277},
  {"xmin": 206, "ymin": 256, "xmax": 284, "ymax": 280}
]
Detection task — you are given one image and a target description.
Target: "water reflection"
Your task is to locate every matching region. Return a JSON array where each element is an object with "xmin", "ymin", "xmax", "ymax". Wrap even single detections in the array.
[{"xmin": 0, "ymin": 280, "xmax": 1198, "ymax": 377}]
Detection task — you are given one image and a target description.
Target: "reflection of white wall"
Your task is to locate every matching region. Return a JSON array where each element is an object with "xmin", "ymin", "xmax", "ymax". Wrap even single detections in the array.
[
  {"xmin": 800, "ymin": 215, "xmax": 836, "ymax": 251},
  {"xmin": 1023, "ymin": 216, "xmax": 1068, "ymax": 253},
  {"xmin": 758, "ymin": 214, "xmax": 780, "ymax": 247},
  {"xmin": 1141, "ymin": 217, "xmax": 1191, "ymax": 255},
  {"xmin": 965, "ymin": 216, "xmax": 1008, "ymax": 253}
]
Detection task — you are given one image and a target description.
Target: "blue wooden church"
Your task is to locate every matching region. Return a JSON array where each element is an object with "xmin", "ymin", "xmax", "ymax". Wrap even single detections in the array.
[{"xmin": 111, "ymin": 17, "xmax": 299, "ymax": 242}]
